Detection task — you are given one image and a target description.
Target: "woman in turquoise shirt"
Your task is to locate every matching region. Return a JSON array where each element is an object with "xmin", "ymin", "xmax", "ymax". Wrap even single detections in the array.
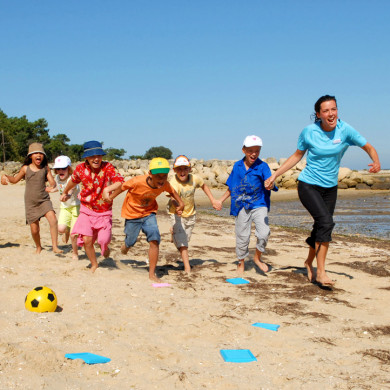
[{"xmin": 265, "ymin": 95, "xmax": 381, "ymax": 287}]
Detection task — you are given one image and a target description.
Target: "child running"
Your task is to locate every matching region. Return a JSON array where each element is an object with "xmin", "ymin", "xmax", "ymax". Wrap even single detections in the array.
[
  {"xmin": 1, "ymin": 143, "xmax": 62, "ymax": 254},
  {"xmin": 60, "ymin": 141, "xmax": 124, "ymax": 272},
  {"xmin": 219, "ymin": 135, "xmax": 277, "ymax": 274},
  {"xmin": 47, "ymin": 155, "xmax": 80, "ymax": 260},
  {"xmin": 104, "ymin": 157, "xmax": 184, "ymax": 282},
  {"xmin": 167, "ymin": 155, "xmax": 221, "ymax": 273}
]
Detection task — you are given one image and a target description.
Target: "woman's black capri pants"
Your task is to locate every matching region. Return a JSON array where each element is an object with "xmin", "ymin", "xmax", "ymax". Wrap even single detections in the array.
[{"xmin": 298, "ymin": 181, "xmax": 338, "ymax": 248}]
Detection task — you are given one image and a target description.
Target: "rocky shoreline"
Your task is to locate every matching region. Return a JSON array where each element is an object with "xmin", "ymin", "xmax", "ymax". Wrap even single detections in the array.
[{"xmin": 1, "ymin": 158, "xmax": 390, "ymax": 190}]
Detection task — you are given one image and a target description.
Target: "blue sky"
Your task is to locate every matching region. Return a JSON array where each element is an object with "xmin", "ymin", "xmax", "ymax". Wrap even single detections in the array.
[{"xmin": 1, "ymin": 0, "xmax": 389, "ymax": 168}]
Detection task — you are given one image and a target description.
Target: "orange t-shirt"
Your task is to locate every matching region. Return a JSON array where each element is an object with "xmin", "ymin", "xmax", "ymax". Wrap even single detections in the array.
[{"xmin": 121, "ymin": 175, "xmax": 174, "ymax": 219}]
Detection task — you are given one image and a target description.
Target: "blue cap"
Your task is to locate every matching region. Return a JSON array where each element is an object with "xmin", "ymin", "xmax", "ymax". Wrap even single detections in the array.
[{"xmin": 82, "ymin": 140, "xmax": 106, "ymax": 159}]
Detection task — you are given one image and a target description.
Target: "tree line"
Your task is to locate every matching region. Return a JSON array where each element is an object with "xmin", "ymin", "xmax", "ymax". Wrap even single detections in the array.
[{"xmin": 0, "ymin": 109, "xmax": 172, "ymax": 162}]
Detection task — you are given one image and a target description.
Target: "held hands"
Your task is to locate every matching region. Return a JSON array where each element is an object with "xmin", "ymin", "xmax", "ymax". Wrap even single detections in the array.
[
  {"xmin": 175, "ymin": 203, "xmax": 184, "ymax": 216},
  {"xmin": 212, "ymin": 199, "xmax": 223, "ymax": 211},
  {"xmin": 60, "ymin": 193, "xmax": 71, "ymax": 202},
  {"xmin": 264, "ymin": 175, "xmax": 276, "ymax": 190},
  {"xmin": 102, "ymin": 188, "xmax": 113, "ymax": 203}
]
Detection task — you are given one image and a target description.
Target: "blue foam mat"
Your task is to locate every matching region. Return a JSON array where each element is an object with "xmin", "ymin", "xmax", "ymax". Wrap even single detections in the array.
[
  {"xmin": 220, "ymin": 349, "xmax": 257, "ymax": 363},
  {"xmin": 65, "ymin": 352, "xmax": 111, "ymax": 364},
  {"xmin": 252, "ymin": 322, "xmax": 280, "ymax": 331},
  {"xmin": 226, "ymin": 277, "xmax": 250, "ymax": 285}
]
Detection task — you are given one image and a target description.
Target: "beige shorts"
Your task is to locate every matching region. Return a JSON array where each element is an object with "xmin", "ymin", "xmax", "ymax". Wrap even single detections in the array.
[{"xmin": 170, "ymin": 214, "xmax": 196, "ymax": 248}]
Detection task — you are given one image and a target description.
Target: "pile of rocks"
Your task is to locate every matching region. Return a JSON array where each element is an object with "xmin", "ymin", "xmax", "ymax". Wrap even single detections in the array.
[{"xmin": 1, "ymin": 159, "xmax": 389, "ymax": 190}]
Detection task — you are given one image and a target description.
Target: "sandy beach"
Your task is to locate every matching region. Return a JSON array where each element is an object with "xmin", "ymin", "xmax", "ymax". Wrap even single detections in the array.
[{"xmin": 0, "ymin": 184, "xmax": 389, "ymax": 389}]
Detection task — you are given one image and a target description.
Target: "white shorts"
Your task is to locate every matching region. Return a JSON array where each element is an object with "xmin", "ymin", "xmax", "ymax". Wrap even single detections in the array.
[{"xmin": 170, "ymin": 214, "xmax": 196, "ymax": 248}]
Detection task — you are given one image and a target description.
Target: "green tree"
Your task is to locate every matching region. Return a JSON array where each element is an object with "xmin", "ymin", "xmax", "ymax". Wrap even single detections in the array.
[
  {"xmin": 143, "ymin": 146, "xmax": 172, "ymax": 160},
  {"xmin": 104, "ymin": 147, "xmax": 126, "ymax": 161},
  {"xmin": 128, "ymin": 154, "xmax": 144, "ymax": 160}
]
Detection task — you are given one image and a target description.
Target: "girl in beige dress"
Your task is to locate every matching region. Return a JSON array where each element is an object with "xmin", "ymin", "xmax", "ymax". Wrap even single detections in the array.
[{"xmin": 1, "ymin": 143, "xmax": 62, "ymax": 254}]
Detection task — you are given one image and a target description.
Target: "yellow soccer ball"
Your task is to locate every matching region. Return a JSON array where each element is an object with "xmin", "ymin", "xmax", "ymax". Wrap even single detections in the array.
[{"xmin": 25, "ymin": 286, "xmax": 57, "ymax": 312}]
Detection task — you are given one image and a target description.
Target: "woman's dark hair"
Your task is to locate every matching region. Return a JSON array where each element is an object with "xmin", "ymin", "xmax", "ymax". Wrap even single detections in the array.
[
  {"xmin": 23, "ymin": 154, "xmax": 48, "ymax": 167},
  {"xmin": 311, "ymin": 95, "xmax": 337, "ymax": 122}
]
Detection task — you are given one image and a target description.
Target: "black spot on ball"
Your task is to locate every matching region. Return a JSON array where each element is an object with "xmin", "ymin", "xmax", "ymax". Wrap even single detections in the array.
[
  {"xmin": 47, "ymin": 293, "xmax": 55, "ymax": 302},
  {"xmin": 31, "ymin": 299, "xmax": 39, "ymax": 308},
  {"xmin": 34, "ymin": 287, "xmax": 43, "ymax": 291}
]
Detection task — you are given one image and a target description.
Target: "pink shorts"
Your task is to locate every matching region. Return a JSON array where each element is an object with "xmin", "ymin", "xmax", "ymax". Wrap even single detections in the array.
[{"xmin": 71, "ymin": 204, "xmax": 112, "ymax": 255}]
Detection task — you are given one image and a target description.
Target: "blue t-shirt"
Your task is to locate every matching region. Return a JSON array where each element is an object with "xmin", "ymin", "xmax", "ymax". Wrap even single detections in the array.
[
  {"xmin": 297, "ymin": 119, "xmax": 367, "ymax": 188},
  {"xmin": 226, "ymin": 158, "xmax": 277, "ymax": 216}
]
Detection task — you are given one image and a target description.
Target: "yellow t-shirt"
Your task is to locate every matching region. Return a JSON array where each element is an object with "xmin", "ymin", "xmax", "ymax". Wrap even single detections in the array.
[{"xmin": 168, "ymin": 173, "xmax": 204, "ymax": 218}]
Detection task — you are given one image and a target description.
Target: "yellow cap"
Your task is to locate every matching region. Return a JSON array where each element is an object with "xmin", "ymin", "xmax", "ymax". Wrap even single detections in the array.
[{"xmin": 149, "ymin": 157, "xmax": 170, "ymax": 174}]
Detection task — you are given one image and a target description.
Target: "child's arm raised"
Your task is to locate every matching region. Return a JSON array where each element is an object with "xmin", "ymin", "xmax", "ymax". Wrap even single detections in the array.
[
  {"xmin": 201, "ymin": 183, "xmax": 222, "ymax": 211},
  {"xmin": 103, "ymin": 182, "xmax": 124, "ymax": 202},
  {"xmin": 171, "ymin": 188, "xmax": 184, "ymax": 216},
  {"xmin": 1, "ymin": 165, "xmax": 27, "ymax": 185}
]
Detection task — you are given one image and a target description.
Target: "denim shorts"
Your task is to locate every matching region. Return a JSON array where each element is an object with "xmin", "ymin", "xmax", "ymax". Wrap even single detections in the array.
[{"xmin": 124, "ymin": 213, "xmax": 160, "ymax": 247}]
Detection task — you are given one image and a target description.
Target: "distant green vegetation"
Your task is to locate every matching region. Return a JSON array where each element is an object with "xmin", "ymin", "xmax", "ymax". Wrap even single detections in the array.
[{"xmin": 0, "ymin": 109, "xmax": 172, "ymax": 162}]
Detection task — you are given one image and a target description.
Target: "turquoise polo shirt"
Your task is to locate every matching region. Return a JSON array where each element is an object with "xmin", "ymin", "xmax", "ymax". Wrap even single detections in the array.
[{"xmin": 298, "ymin": 119, "xmax": 367, "ymax": 188}]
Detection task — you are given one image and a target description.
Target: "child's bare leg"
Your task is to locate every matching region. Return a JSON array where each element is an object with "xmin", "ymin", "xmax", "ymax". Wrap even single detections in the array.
[
  {"xmin": 305, "ymin": 246, "xmax": 316, "ymax": 282},
  {"xmin": 70, "ymin": 234, "xmax": 79, "ymax": 260},
  {"xmin": 253, "ymin": 248, "xmax": 269, "ymax": 272},
  {"xmin": 83, "ymin": 235, "xmax": 98, "ymax": 272},
  {"xmin": 45, "ymin": 210, "xmax": 63, "ymax": 253},
  {"xmin": 148, "ymin": 240, "xmax": 160, "ymax": 282},
  {"xmin": 103, "ymin": 246, "xmax": 110, "ymax": 258},
  {"xmin": 30, "ymin": 221, "xmax": 42, "ymax": 254},
  {"xmin": 58, "ymin": 224, "xmax": 69, "ymax": 244},
  {"xmin": 179, "ymin": 246, "xmax": 191, "ymax": 273},
  {"xmin": 315, "ymin": 242, "xmax": 335, "ymax": 286},
  {"xmin": 237, "ymin": 259, "xmax": 245, "ymax": 274},
  {"xmin": 121, "ymin": 243, "xmax": 130, "ymax": 254}
]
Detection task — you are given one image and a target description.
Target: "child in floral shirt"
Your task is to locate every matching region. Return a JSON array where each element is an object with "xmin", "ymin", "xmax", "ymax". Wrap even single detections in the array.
[{"xmin": 60, "ymin": 140, "xmax": 124, "ymax": 272}]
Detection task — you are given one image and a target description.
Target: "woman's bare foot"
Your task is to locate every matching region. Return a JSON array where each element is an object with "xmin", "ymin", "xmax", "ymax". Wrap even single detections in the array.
[
  {"xmin": 184, "ymin": 267, "xmax": 191, "ymax": 274},
  {"xmin": 253, "ymin": 258, "xmax": 269, "ymax": 273},
  {"xmin": 90, "ymin": 263, "xmax": 98, "ymax": 273},
  {"xmin": 121, "ymin": 244, "xmax": 129, "ymax": 255},
  {"xmin": 316, "ymin": 272, "xmax": 335, "ymax": 286},
  {"xmin": 72, "ymin": 253, "xmax": 79, "ymax": 260},
  {"xmin": 149, "ymin": 274, "xmax": 161, "ymax": 283},
  {"xmin": 237, "ymin": 260, "xmax": 245, "ymax": 274},
  {"xmin": 304, "ymin": 260, "xmax": 315, "ymax": 282},
  {"xmin": 103, "ymin": 247, "xmax": 110, "ymax": 258},
  {"xmin": 53, "ymin": 247, "xmax": 63, "ymax": 254},
  {"xmin": 35, "ymin": 246, "xmax": 42, "ymax": 254}
]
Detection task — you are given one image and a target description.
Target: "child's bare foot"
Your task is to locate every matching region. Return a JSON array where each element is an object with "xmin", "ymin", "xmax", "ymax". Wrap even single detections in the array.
[
  {"xmin": 253, "ymin": 258, "xmax": 269, "ymax": 273},
  {"xmin": 72, "ymin": 253, "xmax": 79, "ymax": 260},
  {"xmin": 304, "ymin": 260, "xmax": 315, "ymax": 282},
  {"xmin": 184, "ymin": 267, "xmax": 191, "ymax": 274},
  {"xmin": 35, "ymin": 246, "xmax": 42, "ymax": 254},
  {"xmin": 237, "ymin": 260, "xmax": 245, "ymax": 274},
  {"xmin": 90, "ymin": 263, "xmax": 99, "ymax": 273},
  {"xmin": 121, "ymin": 243, "xmax": 129, "ymax": 255},
  {"xmin": 53, "ymin": 247, "xmax": 63, "ymax": 254},
  {"xmin": 149, "ymin": 274, "xmax": 161, "ymax": 283},
  {"xmin": 103, "ymin": 247, "xmax": 110, "ymax": 258}
]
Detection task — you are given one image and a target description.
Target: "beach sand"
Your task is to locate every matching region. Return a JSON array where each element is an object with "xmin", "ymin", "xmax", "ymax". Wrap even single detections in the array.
[{"xmin": 0, "ymin": 184, "xmax": 389, "ymax": 389}]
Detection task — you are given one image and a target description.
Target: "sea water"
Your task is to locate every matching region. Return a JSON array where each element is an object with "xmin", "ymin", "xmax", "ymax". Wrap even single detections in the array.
[{"xmin": 203, "ymin": 193, "xmax": 390, "ymax": 240}]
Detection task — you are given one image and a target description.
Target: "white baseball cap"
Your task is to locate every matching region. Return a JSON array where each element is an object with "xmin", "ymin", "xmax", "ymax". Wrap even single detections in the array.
[
  {"xmin": 173, "ymin": 155, "xmax": 190, "ymax": 168},
  {"xmin": 53, "ymin": 155, "xmax": 72, "ymax": 169},
  {"xmin": 243, "ymin": 135, "xmax": 263, "ymax": 147}
]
